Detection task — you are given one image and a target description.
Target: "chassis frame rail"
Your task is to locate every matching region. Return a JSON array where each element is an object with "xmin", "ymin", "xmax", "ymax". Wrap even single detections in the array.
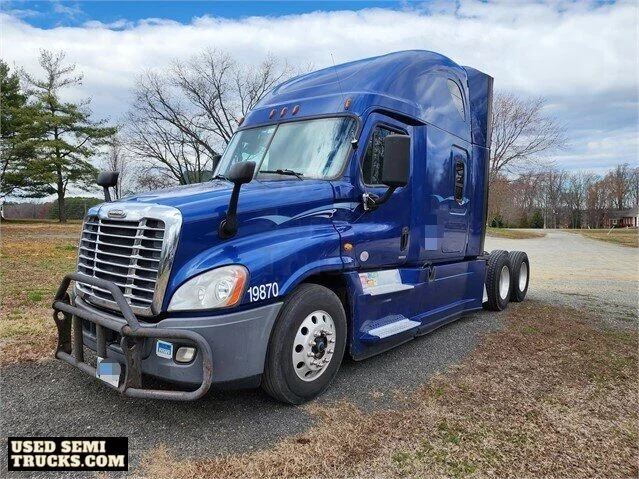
[{"xmin": 52, "ymin": 272, "xmax": 213, "ymax": 401}]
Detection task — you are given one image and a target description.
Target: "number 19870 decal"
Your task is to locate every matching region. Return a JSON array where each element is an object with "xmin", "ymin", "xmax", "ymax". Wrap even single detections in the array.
[{"xmin": 247, "ymin": 282, "xmax": 279, "ymax": 302}]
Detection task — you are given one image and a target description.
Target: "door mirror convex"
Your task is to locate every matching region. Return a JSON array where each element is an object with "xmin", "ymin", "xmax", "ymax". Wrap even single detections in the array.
[{"xmin": 97, "ymin": 171, "xmax": 119, "ymax": 202}]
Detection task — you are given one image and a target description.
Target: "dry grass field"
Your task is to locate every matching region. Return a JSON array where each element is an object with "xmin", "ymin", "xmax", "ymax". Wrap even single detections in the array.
[
  {"xmin": 141, "ymin": 301, "xmax": 638, "ymax": 479},
  {"xmin": 486, "ymin": 228, "xmax": 546, "ymax": 240},
  {"xmin": 0, "ymin": 220, "xmax": 82, "ymax": 364},
  {"xmin": 575, "ymin": 228, "xmax": 639, "ymax": 248}
]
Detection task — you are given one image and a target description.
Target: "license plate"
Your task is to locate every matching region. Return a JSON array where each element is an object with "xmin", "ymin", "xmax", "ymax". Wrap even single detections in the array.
[{"xmin": 96, "ymin": 357, "xmax": 121, "ymax": 388}]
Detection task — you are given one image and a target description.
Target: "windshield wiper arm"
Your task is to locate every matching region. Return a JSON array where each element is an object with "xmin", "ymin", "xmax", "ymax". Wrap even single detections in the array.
[
  {"xmin": 212, "ymin": 174, "xmax": 229, "ymax": 181},
  {"xmin": 260, "ymin": 169, "xmax": 304, "ymax": 180}
]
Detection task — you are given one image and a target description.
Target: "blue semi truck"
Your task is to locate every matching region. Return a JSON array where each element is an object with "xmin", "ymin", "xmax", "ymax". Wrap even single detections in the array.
[{"xmin": 52, "ymin": 50, "xmax": 530, "ymax": 404}]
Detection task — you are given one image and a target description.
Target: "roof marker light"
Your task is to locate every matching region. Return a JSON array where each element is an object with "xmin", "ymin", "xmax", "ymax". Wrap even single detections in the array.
[
  {"xmin": 237, "ymin": 116, "xmax": 245, "ymax": 126},
  {"xmin": 269, "ymin": 109, "xmax": 276, "ymax": 119},
  {"xmin": 344, "ymin": 98, "xmax": 352, "ymax": 110},
  {"xmin": 280, "ymin": 107, "xmax": 288, "ymax": 117},
  {"xmin": 292, "ymin": 105, "xmax": 300, "ymax": 115}
]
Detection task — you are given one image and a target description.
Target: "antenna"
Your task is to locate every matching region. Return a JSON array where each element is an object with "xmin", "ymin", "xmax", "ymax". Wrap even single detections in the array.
[{"xmin": 330, "ymin": 53, "xmax": 345, "ymax": 104}]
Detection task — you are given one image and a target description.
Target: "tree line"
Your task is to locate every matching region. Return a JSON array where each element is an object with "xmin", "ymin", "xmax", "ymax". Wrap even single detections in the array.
[
  {"xmin": 1, "ymin": 49, "xmax": 291, "ymax": 220},
  {"xmin": 489, "ymin": 163, "xmax": 639, "ymax": 229},
  {"xmin": 2, "ymin": 48, "xmax": 632, "ymax": 228}
]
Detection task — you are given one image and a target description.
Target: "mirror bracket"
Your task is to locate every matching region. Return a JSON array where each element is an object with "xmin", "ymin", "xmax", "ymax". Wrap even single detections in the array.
[
  {"xmin": 218, "ymin": 161, "xmax": 256, "ymax": 239},
  {"xmin": 362, "ymin": 188, "xmax": 397, "ymax": 211}
]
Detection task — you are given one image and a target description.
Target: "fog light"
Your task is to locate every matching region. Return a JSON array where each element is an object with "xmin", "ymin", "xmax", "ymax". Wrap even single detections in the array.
[{"xmin": 175, "ymin": 346, "xmax": 196, "ymax": 363}]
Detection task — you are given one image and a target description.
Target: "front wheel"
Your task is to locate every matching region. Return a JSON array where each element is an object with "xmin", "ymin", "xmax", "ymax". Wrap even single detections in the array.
[{"xmin": 262, "ymin": 284, "xmax": 347, "ymax": 405}]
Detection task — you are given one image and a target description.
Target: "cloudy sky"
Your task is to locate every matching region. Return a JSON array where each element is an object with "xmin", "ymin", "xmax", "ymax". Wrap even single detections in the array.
[{"xmin": 1, "ymin": 0, "xmax": 637, "ymax": 174}]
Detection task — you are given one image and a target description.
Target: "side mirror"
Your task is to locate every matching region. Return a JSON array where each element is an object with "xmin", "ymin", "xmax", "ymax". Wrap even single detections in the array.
[
  {"xmin": 381, "ymin": 135, "xmax": 410, "ymax": 188},
  {"xmin": 97, "ymin": 171, "xmax": 119, "ymax": 202},
  {"xmin": 219, "ymin": 161, "xmax": 256, "ymax": 239},
  {"xmin": 226, "ymin": 161, "xmax": 255, "ymax": 184},
  {"xmin": 363, "ymin": 135, "xmax": 410, "ymax": 211}
]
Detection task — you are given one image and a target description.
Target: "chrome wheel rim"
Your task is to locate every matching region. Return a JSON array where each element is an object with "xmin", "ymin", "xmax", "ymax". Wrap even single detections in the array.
[
  {"xmin": 518, "ymin": 262, "xmax": 528, "ymax": 292},
  {"xmin": 499, "ymin": 265, "xmax": 510, "ymax": 300},
  {"xmin": 292, "ymin": 310, "xmax": 336, "ymax": 382}
]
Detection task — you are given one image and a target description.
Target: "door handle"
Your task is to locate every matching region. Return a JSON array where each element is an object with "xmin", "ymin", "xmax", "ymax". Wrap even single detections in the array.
[{"xmin": 400, "ymin": 227, "xmax": 409, "ymax": 251}]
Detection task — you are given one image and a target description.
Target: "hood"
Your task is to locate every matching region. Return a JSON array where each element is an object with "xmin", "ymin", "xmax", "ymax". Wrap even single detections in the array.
[
  {"xmin": 117, "ymin": 179, "xmax": 336, "ymax": 222},
  {"xmin": 112, "ymin": 179, "xmax": 339, "ymax": 289}
]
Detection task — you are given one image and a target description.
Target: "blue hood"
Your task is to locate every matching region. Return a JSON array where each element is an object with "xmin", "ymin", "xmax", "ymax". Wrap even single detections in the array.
[{"xmin": 113, "ymin": 179, "xmax": 342, "ymax": 306}]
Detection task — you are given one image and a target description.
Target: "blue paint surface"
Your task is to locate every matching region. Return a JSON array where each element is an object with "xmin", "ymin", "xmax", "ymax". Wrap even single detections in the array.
[{"xmin": 104, "ymin": 50, "xmax": 493, "ymax": 358}]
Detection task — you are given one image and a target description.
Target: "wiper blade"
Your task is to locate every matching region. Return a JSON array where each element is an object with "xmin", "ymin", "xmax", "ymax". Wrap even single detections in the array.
[
  {"xmin": 212, "ymin": 174, "xmax": 229, "ymax": 181},
  {"xmin": 260, "ymin": 169, "xmax": 304, "ymax": 180}
]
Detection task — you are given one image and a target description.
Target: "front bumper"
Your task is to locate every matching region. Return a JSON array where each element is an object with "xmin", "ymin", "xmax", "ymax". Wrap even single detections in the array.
[{"xmin": 52, "ymin": 272, "xmax": 282, "ymax": 400}]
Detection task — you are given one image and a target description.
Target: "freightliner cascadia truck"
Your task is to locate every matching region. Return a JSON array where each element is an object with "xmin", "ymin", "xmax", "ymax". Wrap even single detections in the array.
[{"xmin": 52, "ymin": 50, "xmax": 530, "ymax": 404}]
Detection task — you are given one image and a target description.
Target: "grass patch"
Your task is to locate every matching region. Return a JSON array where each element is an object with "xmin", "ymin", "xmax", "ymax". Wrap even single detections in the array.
[
  {"xmin": 0, "ymin": 221, "xmax": 81, "ymax": 364},
  {"xmin": 573, "ymin": 228, "xmax": 638, "ymax": 248},
  {"xmin": 486, "ymin": 228, "xmax": 546, "ymax": 239},
  {"xmin": 139, "ymin": 301, "xmax": 638, "ymax": 478}
]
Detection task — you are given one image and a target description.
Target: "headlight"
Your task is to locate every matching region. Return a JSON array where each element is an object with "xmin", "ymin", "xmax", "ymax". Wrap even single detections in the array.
[{"xmin": 168, "ymin": 265, "xmax": 248, "ymax": 311}]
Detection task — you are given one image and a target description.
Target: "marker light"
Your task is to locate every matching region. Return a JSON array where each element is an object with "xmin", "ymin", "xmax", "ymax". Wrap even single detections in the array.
[
  {"xmin": 175, "ymin": 346, "xmax": 196, "ymax": 363},
  {"xmin": 237, "ymin": 116, "xmax": 245, "ymax": 126},
  {"xmin": 168, "ymin": 265, "xmax": 248, "ymax": 311},
  {"xmin": 292, "ymin": 105, "xmax": 300, "ymax": 115},
  {"xmin": 280, "ymin": 107, "xmax": 288, "ymax": 117},
  {"xmin": 269, "ymin": 109, "xmax": 276, "ymax": 119},
  {"xmin": 344, "ymin": 98, "xmax": 352, "ymax": 110}
]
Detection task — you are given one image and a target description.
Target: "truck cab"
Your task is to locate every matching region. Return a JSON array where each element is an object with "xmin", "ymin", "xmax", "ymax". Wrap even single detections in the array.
[{"xmin": 52, "ymin": 50, "xmax": 529, "ymax": 404}]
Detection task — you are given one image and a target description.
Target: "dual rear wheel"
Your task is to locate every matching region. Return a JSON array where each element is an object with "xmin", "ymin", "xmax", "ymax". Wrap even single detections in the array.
[{"xmin": 484, "ymin": 249, "xmax": 530, "ymax": 311}]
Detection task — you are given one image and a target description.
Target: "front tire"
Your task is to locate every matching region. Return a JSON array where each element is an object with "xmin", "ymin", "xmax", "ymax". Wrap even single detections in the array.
[{"xmin": 262, "ymin": 284, "xmax": 347, "ymax": 405}]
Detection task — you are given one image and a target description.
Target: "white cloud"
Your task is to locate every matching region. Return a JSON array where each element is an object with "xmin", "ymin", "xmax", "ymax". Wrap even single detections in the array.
[{"xmin": 0, "ymin": 0, "xmax": 637, "ymax": 170}]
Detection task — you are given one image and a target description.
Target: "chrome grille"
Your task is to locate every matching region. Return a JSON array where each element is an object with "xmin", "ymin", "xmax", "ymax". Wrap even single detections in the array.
[{"xmin": 75, "ymin": 204, "xmax": 182, "ymax": 317}]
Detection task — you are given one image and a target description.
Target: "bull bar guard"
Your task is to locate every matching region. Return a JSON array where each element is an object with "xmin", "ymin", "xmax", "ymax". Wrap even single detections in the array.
[{"xmin": 52, "ymin": 272, "xmax": 213, "ymax": 401}]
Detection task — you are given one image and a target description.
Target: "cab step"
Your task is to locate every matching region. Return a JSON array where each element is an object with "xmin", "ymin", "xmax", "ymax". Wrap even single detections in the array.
[{"xmin": 360, "ymin": 314, "xmax": 421, "ymax": 342}]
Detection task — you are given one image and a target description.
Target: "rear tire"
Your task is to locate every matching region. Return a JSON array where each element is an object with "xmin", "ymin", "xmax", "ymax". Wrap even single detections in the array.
[
  {"xmin": 262, "ymin": 284, "xmax": 347, "ymax": 405},
  {"xmin": 484, "ymin": 250, "xmax": 511, "ymax": 311},
  {"xmin": 509, "ymin": 251, "xmax": 530, "ymax": 302}
]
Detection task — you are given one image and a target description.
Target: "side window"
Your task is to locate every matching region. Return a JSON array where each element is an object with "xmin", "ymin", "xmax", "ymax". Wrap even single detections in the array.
[
  {"xmin": 362, "ymin": 126, "xmax": 397, "ymax": 185},
  {"xmin": 447, "ymin": 79, "xmax": 465, "ymax": 120}
]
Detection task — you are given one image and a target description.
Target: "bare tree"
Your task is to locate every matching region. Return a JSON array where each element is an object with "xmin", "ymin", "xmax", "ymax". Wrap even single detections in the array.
[
  {"xmin": 630, "ymin": 166, "xmax": 639, "ymax": 207},
  {"xmin": 564, "ymin": 171, "xmax": 596, "ymax": 228},
  {"xmin": 607, "ymin": 163, "xmax": 632, "ymax": 210},
  {"xmin": 490, "ymin": 92, "xmax": 566, "ymax": 174},
  {"xmin": 540, "ymin": 169, "xmax": 568, "ymax": 228},
  {"xmin": 126, "ymin": 49, "xmax": 292, "ymax": 185},
  {"xmin": 135, "ymin": 167, "xmax": 176, "ymax": 192}
]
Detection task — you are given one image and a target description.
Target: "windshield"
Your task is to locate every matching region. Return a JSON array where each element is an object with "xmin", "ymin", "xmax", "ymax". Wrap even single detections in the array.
[{"xmin": 215, "ymin": 117, "xmax": 357, "ymax": 180}]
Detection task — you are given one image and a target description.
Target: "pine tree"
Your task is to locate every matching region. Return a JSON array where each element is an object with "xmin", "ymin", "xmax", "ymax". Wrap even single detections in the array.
[
  {"xmin": 0, "ymin": 60, "xmax": 36, "ymax": 197},
  {"xmin": 22, "ymin": 50, "xmax": 115, "ymax": 222}
]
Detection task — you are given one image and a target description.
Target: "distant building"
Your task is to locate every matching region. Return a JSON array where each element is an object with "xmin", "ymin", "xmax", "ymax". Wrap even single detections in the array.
[{"xmin": 603, "ymin": 206, "xmax": 639, "ymax": 228}]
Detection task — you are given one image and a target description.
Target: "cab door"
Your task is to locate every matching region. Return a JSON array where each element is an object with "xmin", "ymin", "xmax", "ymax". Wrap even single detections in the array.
[
  {"xmin": 442, "ymin": 145, "xmax": 470, "ymax": 254},
  {"xmin": 351, "ymin": 113, "xmax": 412, "ymax": 269}
]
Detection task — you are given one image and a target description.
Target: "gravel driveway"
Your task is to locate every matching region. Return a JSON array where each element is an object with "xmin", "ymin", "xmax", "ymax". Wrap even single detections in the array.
[{"xmin": 2, "ymin": 230, "xmax": 636, "ymax": 477}]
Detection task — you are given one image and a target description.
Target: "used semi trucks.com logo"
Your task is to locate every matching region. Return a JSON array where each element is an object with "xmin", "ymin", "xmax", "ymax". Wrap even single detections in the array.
[{"xmin": 8, "ymin": 437, "xmax": 128, "ymax": 471}]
